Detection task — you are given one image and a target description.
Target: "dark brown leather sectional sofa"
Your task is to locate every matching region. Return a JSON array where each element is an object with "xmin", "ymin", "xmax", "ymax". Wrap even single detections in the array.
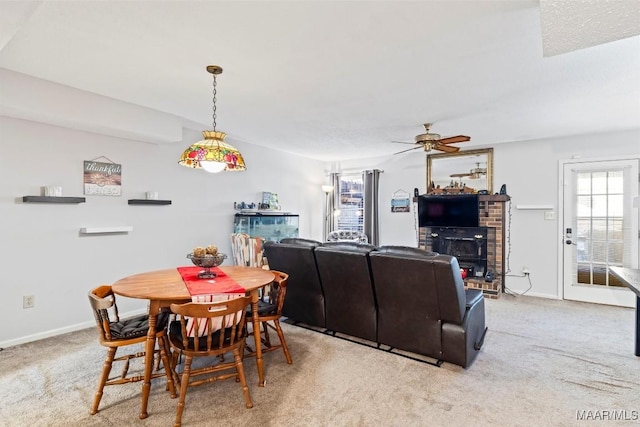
[{"xmin": 264, "ymin": 238, "xmax": 487, "ymax": 368}]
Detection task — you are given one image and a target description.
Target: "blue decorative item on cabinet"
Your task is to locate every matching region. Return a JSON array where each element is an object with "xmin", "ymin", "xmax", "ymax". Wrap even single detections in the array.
[{"xmin": 233, "ymin": 212, "xmax": 299, "ymax": 242}]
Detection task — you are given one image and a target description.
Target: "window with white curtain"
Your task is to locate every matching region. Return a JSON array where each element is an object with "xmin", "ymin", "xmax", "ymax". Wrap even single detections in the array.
[{"xmin": 336, "ymin": 174, "xmax": 364, "ymax": 232}]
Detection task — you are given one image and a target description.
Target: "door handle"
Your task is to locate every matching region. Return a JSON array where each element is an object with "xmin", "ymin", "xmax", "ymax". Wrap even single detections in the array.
[{"xmin": 565, "ymin": 239, "xmax": 577, "ymax": 245}]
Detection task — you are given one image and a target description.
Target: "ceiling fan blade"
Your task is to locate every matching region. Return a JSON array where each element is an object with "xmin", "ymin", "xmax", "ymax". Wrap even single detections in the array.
[
  {"xmin": 435, "ymin": 144, "xmax": 460, "ymax": 153},
  {"xmin": 390, "ymin": 140, "xmax": 417, "ymax": 145},
  {"xmin": 439, "ymin": 135, "xmax": 470, "ymax": 144},
  {"xmin": 393, "ymin": 146, "xmax": 424, "ymax": 155},
  {"xmin": 450, "ymin": 172, "xmax": 471, "ymax": 178}
]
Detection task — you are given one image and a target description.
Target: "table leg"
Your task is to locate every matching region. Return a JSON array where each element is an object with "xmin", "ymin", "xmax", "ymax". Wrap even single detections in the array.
[
  {"xmin": 635, "ymin": 296, "xmax": 640, "ymax": 357},
  {"xmin": 251, "ymin": 289, "xmax": 265, "ymax": 386},
  {"xmin": 140, "ymin": 301, "xmax": 159, "ymax": 419}
]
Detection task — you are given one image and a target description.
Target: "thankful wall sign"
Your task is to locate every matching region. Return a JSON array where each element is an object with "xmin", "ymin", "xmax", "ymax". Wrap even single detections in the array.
[{"xmin": 83, "ymin": 160, "xmax": 122, "ymax": 196}]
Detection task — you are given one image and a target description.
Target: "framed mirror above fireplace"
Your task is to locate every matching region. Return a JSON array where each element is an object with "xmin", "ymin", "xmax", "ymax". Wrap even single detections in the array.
[{"xmin": 426, "ymin": 148, "xmax": 493, "ymax": 195}]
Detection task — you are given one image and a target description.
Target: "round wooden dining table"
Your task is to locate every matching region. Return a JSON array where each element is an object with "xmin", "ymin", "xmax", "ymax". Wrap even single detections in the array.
[{"xmin": 112, "ymin": 265, "xmax": 276, "ymax": 419}]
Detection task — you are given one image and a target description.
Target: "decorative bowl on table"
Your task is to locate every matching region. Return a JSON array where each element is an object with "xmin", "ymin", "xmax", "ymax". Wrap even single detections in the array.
[{"xmin": 187, "ymin": 253, "xmax": 227, "ymax": 279}]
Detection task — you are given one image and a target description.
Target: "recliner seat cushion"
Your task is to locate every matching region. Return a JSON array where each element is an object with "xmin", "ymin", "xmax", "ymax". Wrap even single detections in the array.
[
  {"xmin": 369, "ymin": 247, "xmax": 442, "ymax": 358},
  {"xmin": 315, "ymin": 243, "xmax": 377, "ymax": 342},
  {"xmin": 279, "ymin": 238, "xmax": 322, "ymax": 247},
  {"xmin": 372, "ymin": 246, "xmax": 438, "ymax": 259},
  {"xmin": 264, "ymin": 239, "xmax": 326, "ymax": 328}
]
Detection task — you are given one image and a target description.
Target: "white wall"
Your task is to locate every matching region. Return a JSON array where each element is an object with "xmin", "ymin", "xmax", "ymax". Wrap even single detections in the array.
[
  {"xmin": 335, "ymin": 130, "xmax": 640, "ymax": 299},
  {"xmin": 335, "ymin": 153, "xmax": 426, "ymax": 247},
  {"xmin": 494, "ymin": 130, "xmax": 639, "ymax": 298},
  {"xmin": 0, "ymin": 116, "xmax": 324, "ymax": 347},
  {"xmin": 2, "ymin": 72, "xmax": 637, "ymax": 348}
]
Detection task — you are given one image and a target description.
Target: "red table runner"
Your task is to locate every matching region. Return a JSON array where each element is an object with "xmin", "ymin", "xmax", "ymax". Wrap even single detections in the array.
[{"xmin": 177, "ymin": 266, "xmax": 245, "ymax": 296}]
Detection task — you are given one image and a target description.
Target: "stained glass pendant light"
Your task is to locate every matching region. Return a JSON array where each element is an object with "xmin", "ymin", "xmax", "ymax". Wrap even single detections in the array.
[{"xmin": 178, "ymin": 65, "xmax": 246, "ymax": 173}]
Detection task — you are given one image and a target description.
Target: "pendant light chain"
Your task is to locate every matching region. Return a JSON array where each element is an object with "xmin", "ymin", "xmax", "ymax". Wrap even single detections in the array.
[{"xmin": 212, "ymin": 73, "xmax": 218, "ymax": 131}]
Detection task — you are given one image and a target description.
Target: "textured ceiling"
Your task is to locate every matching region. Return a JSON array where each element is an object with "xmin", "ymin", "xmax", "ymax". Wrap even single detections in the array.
[
  {"xmin": 1, "ymin": 0, "xmax": 639, "ymax": 161},
  {"xmin": 540, "ymin": 0, "xmax": 640, "ymax": 56}
]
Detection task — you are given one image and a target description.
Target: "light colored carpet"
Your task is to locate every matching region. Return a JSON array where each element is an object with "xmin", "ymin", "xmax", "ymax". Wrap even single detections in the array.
[{"xmin": 0, "ymin": 295, "xmax": 638, "ymax": 427}]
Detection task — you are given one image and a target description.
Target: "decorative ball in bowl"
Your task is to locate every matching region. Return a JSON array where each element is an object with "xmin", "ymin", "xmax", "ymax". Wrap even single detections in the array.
[{"xmin": 187, "ymin": 253, "xmax": 227, "ymax": 279}]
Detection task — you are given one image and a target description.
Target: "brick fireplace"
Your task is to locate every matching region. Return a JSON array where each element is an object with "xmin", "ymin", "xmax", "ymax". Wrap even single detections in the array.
[{"xmin": 418, "ymin": 194, "xmax": 510, "ymax": 298}]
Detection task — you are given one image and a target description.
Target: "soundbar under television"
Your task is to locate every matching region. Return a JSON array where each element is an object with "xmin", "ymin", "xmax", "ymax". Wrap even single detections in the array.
[{"xmin": 418, "ymin": 194, "xmax": 480, "ymax": 228}]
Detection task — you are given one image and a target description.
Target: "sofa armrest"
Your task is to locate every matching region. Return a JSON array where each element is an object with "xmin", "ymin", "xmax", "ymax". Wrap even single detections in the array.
[
  {"xmin": 466, "ymin": 289, "xmax": 483, "ymax": 309},
  {"xmin": 465, "ymin": 289, "xmax": 487, "ymax": 351},
  {"xmin": 441, "ymin": 294, "xmax": 487, "ymax": 368},
  {"xmin": 474, "ymin": 326, "xmax": 488, "ymax": 351}
]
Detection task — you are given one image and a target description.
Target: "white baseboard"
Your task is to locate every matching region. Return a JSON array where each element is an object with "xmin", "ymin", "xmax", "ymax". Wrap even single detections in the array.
[{"xmin": 0, "ymin": 308, "xmax": 147, "ymax": 349}]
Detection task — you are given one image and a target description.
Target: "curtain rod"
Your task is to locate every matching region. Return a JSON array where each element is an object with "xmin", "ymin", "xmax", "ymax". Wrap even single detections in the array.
[{"xmin": 326, "ymin": 169, "xmax": 384, "ymax": 175}]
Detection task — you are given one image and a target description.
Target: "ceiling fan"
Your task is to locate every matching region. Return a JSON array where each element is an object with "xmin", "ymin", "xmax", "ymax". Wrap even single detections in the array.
[
  {"xmin": 450, "ymin": 162, "xmax": 487, "ymax": 179},
  {"xmin": 392, "ymin": 123, "xmax": 470, "ymax": 155}
]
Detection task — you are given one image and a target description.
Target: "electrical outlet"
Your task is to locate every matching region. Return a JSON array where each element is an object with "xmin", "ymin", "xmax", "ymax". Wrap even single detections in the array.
[
  {"xmin": 544, "ymin": 211, "xmax": 555, "ymax": 221},
  {"xmin": 522, "ymin": 267, "xmax": 530, "ymax": 275},
  {"xmin": 23, "ymin": 295, "xmax": 35, "ymax": 309}
]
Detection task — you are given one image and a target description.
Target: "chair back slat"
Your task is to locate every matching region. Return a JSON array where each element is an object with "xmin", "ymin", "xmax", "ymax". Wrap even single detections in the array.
[
  {"xmin": 170, "ymin": 296, "xmax": 251, "ymax": 353},
  {"xmin": 271, "ymin": 271, "xmax": 289, "ymax": 315},
  {"xmin": 88, "ymin": 285, "xmax": 118, "ymax": 341}
]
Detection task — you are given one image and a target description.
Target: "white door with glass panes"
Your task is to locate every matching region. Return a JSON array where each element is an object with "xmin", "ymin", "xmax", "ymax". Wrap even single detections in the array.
[{"xmin": 562, "ymin": 159, "xmax": 639, "ymax": 307}]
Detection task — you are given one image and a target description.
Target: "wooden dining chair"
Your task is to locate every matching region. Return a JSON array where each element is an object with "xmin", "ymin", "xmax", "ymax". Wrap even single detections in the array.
[
  {"xmin": 168, "ymin": 295, "xmax": 253, "ymax": 427},
  {"xmin": 88, "ymin": 285, "xmax": 176, "ymax": 415},
  {"xmin": 230, "ymin": 232, "xmax": 267, "ymax": 268},
  {"xmin": 245, "ymin": 271, "xmax": 292, "ymax": 364}
]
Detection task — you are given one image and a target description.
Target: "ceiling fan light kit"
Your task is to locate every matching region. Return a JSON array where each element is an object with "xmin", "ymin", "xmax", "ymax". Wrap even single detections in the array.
[
  {"xmin": 392, "ymin": 123, "xmax": 470, "ymax": 155},
  {"xmin": 450, "ymin": 162, "xmax": 487, "ymax": 180},
  {"xmin": 178, "ymin": 65, "xmax": 246, "ymax": 173}
]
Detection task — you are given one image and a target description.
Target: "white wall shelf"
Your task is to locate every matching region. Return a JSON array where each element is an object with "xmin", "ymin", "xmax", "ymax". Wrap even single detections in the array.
[
  {"xmin": 515, "ymin": 204, "xmax": 554, "ymax": 210},
  {"xmin": 80, "ymin": 226, "xmax": 133, "ymax": 234}
]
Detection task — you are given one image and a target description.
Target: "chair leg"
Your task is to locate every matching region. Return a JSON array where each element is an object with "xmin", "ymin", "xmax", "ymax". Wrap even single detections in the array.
[
  {"xmin": 174, "ymin": 355, "xmax": 193, "ymax": 427},
  {"xmin": 262, "ymin": 321, "xmax": 271, "ymax": 347},
  {"xmin": 233, "ymin": 348, "xmax": 253, "ymax": 409},
  {"xmin": 91, "ymin": 347, "xmax": 117, "ymax": 415},
  {"xmin": 170, "ymin": 349, "xmax": 182, "ymax": 389},
  {"xmin": 161, "ymin": 335, "xmax": 173, "ymax": 372},
  {"xmin": 243, "ymin": 318, "xmax": 256, "ymax": 355},
  {"xmin": 273, "ymin": 320, "xmax": 292, "ymax": 364},
  {"xmin": 165, "ymin": 337, "xmax": 173, "ymax": 363},
  {"xmin": 160, "ymin": 335, "xmax": 172, "ymax": 371},
  {"xmin": 158, "ymin": 336, "xmax": 177, "ymax": 398},
  {"xmin": 154, "ymin": 347, "xmax": 161, "ymax": 372}
]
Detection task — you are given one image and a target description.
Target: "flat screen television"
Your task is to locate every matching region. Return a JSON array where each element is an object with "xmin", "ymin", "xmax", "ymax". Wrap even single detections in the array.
[{"xmin": 418, "ymin": 194, "xmax": 479, "ymax": 228}]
